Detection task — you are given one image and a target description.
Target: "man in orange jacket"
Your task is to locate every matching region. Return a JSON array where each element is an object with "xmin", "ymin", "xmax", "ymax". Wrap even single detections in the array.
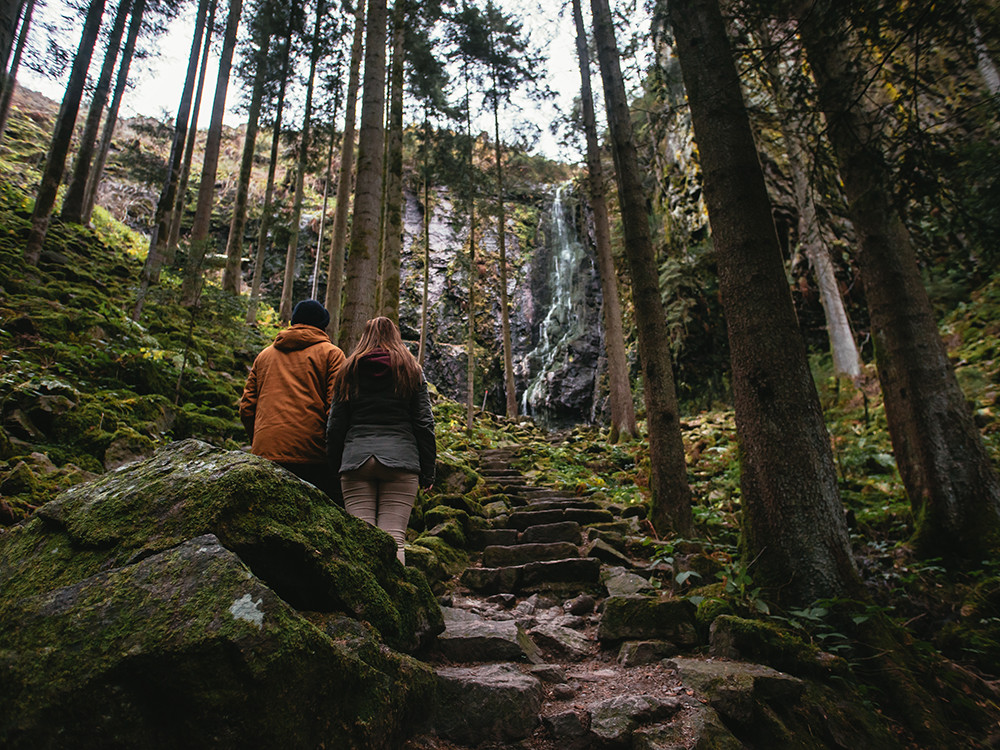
[{"xmin": 239, "ymin": 300, "xmax": 346, "ymax": 502}]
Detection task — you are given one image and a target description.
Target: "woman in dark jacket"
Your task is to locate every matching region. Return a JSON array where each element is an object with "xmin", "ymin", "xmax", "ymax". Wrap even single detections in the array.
[{"xmin": 326, "ymin": 317, "xmax": 435, "ymax": 564}]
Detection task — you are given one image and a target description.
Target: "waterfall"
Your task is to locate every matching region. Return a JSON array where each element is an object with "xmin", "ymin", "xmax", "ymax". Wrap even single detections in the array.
[{"xmin": 520, "ymin": 183, "xmax": 595, "ymax": 423}]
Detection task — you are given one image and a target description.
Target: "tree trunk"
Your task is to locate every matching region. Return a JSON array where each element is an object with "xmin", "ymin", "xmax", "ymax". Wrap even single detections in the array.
[
  {"xmin": 61, "ymin": 0, "xmax": 130, "ymax": 224},
  {"xmin": 572, "ymin": 0, "xmax": 636, "ymax": 443},
  {"xmin": 23, "ymin": 0, "xmax": 107, "ymax": 265},
  {"xmin": 963, "ymin": 0, "xmax": 1000, "ymax": 98},
  {"xmin": 492, "ymin": 89, "xmax": 516, "ymax": 417},
  {"xmin": 0, "ymin": 0, "xmax": 20, "ymax": 69},
  {"xmin": 466, "ymin": 208, "xmax": 477, "ymax": 433},
  {"xmin": 795, "ymin": 0, "xmax": 1000, "ymax": 562},
  {"xmin": 379, "ymin": 1, "xmax": 404, "ymax": 322},
  {"xmin": 463, "ymin": 66, "xmax": 476, "ymax": 434},
  {"xmin": 339, "ymin": 0, "xmax": 387, "ymax": 351},
  {"xmin": 182, "ymin": 0, "xmax": 244, "ymax": 307},
  {"xmin": 417, "ymin": 116, "xmax": 431, "ymax": 365},
  {"xmin": 756, "ymin": 21, "xmax": 862, "ymax": 381},
  {"xmin": 0, "ymin": 0, "xmax": 34, "ymax": 143},
  {"xmin": 81, "ymin": 0, "xmax": 145, "ymax": 224},
  {"xmin": 590, "ymin": 0, "xmax": 692, "ymax": 536},
  {"xmin": 311, "ymin": 127, "xmax": 337, "ymax": 300},
  {"xmin": 246, "ymin": 30, "xmax": 292, "ymax": 325},
  {"xmin": 166, "ymin": 0, "xmax": 217, "ymax": 259},
  {"xmin": 132, "ymin": 0, "xmax": 210, "ymax": 320},
  {"xmin": 668, "ymin": 0, "xmax": 858, "ymax": 605},
  {"xmin": 221, "ymin": 28, "xmax": 271, "ymax": 294},
  {"xmin": 323, "ymin": 0, "xmax": 365, "ymax": 340},
  {"xmin": 278, "ymin": 0, "xmax": 324, "ymax": 322}
]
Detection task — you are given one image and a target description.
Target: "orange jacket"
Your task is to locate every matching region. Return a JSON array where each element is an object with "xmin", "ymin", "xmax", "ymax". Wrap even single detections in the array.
[{"xmin": 238, "ymin": 324, "xmax": 346, "ymax": 464}]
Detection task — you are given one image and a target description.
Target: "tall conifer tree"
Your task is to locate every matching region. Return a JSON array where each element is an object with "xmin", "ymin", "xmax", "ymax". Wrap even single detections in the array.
[
  {"xmin": 339, "ymin": 0, "xmax": 388, "ymax": 350},
  {"xmin": 24, "ymin": 0, "xmax": 107, "ymax": 264},
  {"xmin": 668, "ymin": 0, "xmax": 858, "ymax": 604},
  {"xmin": 590, "ymin": 0, "xmax": 692, "ymax": 535}
]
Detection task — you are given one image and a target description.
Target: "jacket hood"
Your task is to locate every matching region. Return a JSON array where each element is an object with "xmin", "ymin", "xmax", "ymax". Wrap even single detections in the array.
[
  {"xmin": 274, "ymin": 324, "xmax": 332, "ymax": 352},
  {"xmin": 358, "ymin": 348, "xmax": 393, "ymax": 381}
]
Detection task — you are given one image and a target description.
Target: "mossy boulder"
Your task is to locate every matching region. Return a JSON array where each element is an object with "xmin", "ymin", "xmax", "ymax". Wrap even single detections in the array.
[
  {"xmin": 0, "ymin": 534, "xmax": 435, "ymax": 749},
  {"xmin": 411, "ymin": 533, "xmax": 470, "ymax": 575},
  {"xmin": 434, "ymin": 456, "xmax": 483, "ymax": 497},
  {"xmin": 670, "ymin": 657, "xmax": 894, "ymax": 748},
  {"xmin": 708, "ymin": 615, "xmax": 847, "ymax": 680},
  {"xmin": 0, "ymin": 439, "xmax": 444, "ymax": 747},
  {"xmin": 597, "ymin": 595, "xmax": 699, "ymax": 646},
  {"xmin": 423, "ymin": 504, "xmax": 479, "ymax": 550},
  {"xmin": 0, "ymin": 460, "xmax": 39, "ymax": 497},
  {"xmin": 405, "ymin": 543, "xmax": 449, "ymax": 588}
]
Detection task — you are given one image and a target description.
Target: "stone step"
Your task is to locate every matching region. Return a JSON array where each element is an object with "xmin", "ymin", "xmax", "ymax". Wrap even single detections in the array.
[
  {"xmin": 524, "ymin": 498, "xmax": 604, "ymax": 512},
  {"xmin": 479, "ymin": 469, "xmax": 522, "ymax": 478},
  {"xmin": 482, "ymin": 541, "xmax": 580, "ymax": 567},
  {"xmin": 434, "ymin": 607, "xmax": 541, "ymax": 663},
  {"xmin": 520, "ymin": 521, "xmax": 582, "ymax": 545},
  {"xmin": 460, "ymin": 557, "xmax": 602, "ymax": 596},
  {"xmin": 431, "ymin": 663, "xmax": 544, "ymax": 746},
  {"xmin": 507, "ymin": 507, "xmax": 616, "ymax": 530},
  {"xmin": 471, "ymin": 528, "xmax": 520, "ymax": 548}
]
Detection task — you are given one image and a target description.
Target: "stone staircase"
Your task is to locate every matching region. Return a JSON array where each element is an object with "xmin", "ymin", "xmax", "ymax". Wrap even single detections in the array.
[{"xmin": 404, "ymin": 447, "xmax": 743, "ymax": 749}]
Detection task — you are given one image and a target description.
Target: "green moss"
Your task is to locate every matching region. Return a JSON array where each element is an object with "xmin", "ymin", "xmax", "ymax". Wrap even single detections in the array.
[
  {"xmin": 404, "ymin": 544, "xmax": 448, "ymax": 589},
  {"xmin": 423, "ymin": 505, "xmax": 471, "ymax": 536},
  {"xmin": 692, "ymin": 584, "xmax": 734, "ymax": 632},
  {"xmin": 3, "ymin": 441, "xmax": 441, "ymax": 653},
  {"xmin": 410, "ymin": 533, "xmax": 469, "ymax": 575},
  {"xmin": 708, "ymin": 615, "xmax": 838, "ymax": 680}
]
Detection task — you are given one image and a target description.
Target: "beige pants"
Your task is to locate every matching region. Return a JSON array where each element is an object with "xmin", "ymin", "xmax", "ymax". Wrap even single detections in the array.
[{"xmin": 340, "ymin": 457, "xmax": 418, "ymax": 564}]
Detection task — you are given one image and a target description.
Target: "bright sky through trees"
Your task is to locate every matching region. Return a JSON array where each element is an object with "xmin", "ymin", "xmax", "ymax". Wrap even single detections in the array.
[{"xmin": 19, "ymin": 0, "xmax": 652, "ymax": 161}]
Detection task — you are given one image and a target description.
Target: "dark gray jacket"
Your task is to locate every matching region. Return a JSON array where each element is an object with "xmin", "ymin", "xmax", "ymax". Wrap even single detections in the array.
[{"xmin": 326, "ymin": 365, "xmax": 436, "ymax": 488}]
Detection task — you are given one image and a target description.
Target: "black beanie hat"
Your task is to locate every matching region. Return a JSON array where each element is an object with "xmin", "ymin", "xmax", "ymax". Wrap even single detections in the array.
[{"xmin": 291, "ymin": 300, "xmax": 330, "ymax": 330}]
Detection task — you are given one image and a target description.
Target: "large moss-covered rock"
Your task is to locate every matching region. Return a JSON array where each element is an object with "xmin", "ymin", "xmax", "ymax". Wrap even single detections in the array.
[
  {"xmin": 669, "ymin": 657, "xmax": 895, "ymax": 748},
  {"xmin": 0, "ymin": 534, "xmax": 436, "ymax": 749},
  {"xmin": 0, "ymin": 439, "xmax": 444, "ymax": 747}
]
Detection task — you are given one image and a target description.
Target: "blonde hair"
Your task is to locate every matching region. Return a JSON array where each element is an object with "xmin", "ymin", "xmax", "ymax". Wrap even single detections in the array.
[{"xmin": 334, "ymin": 317, "xmax": 422, "ymax": 400}]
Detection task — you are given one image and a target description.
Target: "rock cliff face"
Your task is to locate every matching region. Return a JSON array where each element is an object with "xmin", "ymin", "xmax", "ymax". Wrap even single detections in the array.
[
  {"xmin": 518, "ymin": 185, "xmax": 606, "ymax": 428},
  {"xmin": 396, "ymin": 183, "xmax": 607, "ymax": 428}
]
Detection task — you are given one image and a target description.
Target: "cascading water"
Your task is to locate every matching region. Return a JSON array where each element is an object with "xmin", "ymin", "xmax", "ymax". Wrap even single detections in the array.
[{"xmin": 519, "ymin": 182, "xmax": 601, "ymax": 425}]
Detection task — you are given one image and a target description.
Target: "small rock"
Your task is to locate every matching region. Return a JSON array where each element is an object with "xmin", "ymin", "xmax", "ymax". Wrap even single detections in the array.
[
  {"xmin": 565, "ymin": 593, "xmax": 596, "ymax": 615},
  {"xmin": 543, "ymin": 709, "xmax": 590, "ymax": 738},
  {"xmin": 632, "ymin": 704, "xmax": 743, "ymax": 749},
  {"xmin": 551, "ymin": 683, "xmax": 578, "ymax": 700},
  {"xmin": 529, "ymin": 663, "xmax": 566, "ymax": 683},
  {"xmin": 487, "ymin": 593, "xmax": 517, "ymax": 608},
  {"xmin": 618, "ymin": 640, "xmax": 678, "ymax": 667},
  {"xmin": 0, "ymin": 461, "xmax": 38, "ymax": 496},
  {"xmin": 588, "ymin": 694, "xmax": 681, "ymax": 745},
  {"xmin": 584, "ymin": 537, "xmax": 633, "ymax": 567},
  {"xmin": 529, "ymin": 621, "xmax": 593, "ymax": 661},
  {"xmin": 555, "ymin": 614, "xmax": 588, "ymax": 629},
  {"xmin": 524, "ymin": 593, "xmax": 560, "ymax": 610},
  {"xmin": 437, "ymin": 607, "xmax": 541, "ymax": 662},
  {"xmin": 602, "ymin": 566, "xmax": 658, "ymax": 597}
]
